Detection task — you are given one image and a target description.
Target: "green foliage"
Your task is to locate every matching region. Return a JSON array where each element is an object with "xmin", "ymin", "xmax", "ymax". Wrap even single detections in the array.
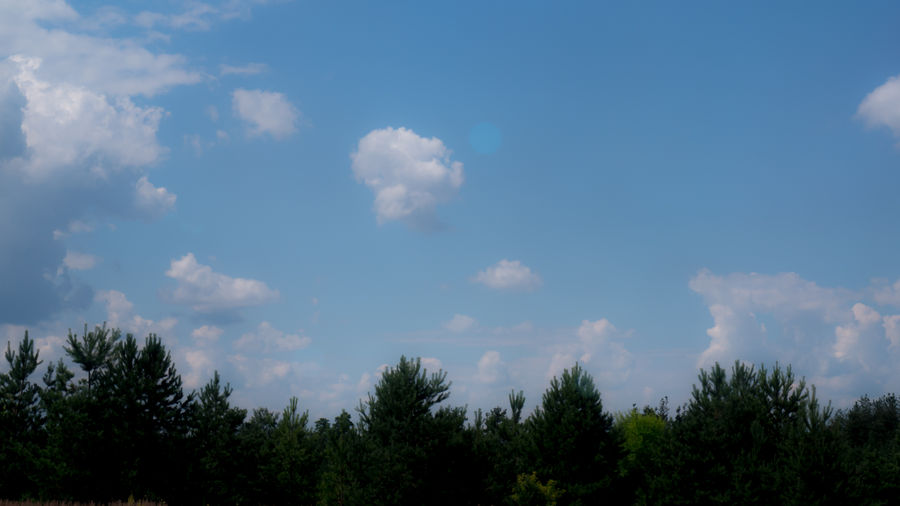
[
  {"xmin": 357, "ymin": 355, "xmax": 472, "ymax": 505},
  {"xmin": 833, "ymin": 394, "xmax": 900, "ymax": 503},
  {"xmin": 235, "ymin": 407, "xmax": 280, "ymax": 504},
  {"xmin": 5, "ymin": 324, "xmax": 900, "ymax": 505},
  {"xmin": 0, "ymin": 331, "xmax": 44, "ymax": 498},
  {"xmin": 661, "ymin": 361, "xmax": 845, "ymax": 504},
  {"xmin": 614, "ymin": 405, "xmax": 669, "ymax": 505},
  {"xmin": 265, "ymin": 396, "xmax": 318, "ymax": 504},
  {"xmin": 470, "ymin": 391, "xmax": 530, "ymax": 504},
  {"xmin": 190, "ymin": 371, "xmax": 247, "ymax": 504},
  {"xmin": 64, "ymin": 324, "xmax": 119, "ymax": 395},
  {"xmin": 317, "ymin": 411, "xmax": 367, "ymax": 505},
  {"xmin": 508, "ymin": 472, "xmax": 564, "ymax": 506},
  {"xmin": 526, "ymin": 363, "xmax": 619, "ymax": 505}
]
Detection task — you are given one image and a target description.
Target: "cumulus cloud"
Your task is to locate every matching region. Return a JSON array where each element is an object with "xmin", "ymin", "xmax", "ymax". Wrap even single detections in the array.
[
  {"xmin": 350, "ymin": 127, "xmax": 464, "ymax": 228},
  {"xmin": 235, "ymin": 321, "xmax": 311, "ymax": 352},
  {"xmin": 690, "ymin": 269, "xmax": 851, "ymax": 368},
  {"xmin": 134, "ymin": 176, "xmax": 177, "ymax": 218},
  {"xmin": 0, "ymin": 4, "xmax": 200, "ymax": 97},
  {"xmin": 0, "ymin": 2, "xmax": 200, "ymax": 324},
  {"xmin": 96, "ymin": 289, "xmax": 177, "ymax": 338},
  {"xmin": 165, "ymin": 253, "xmax": 279, "ymax": 313},
  {"xmin": 444, "ymin": 314, "xmax": 476, "ymax": 333},
  {"xmin": 53, "ymin": 220, "xmax": 93, "ymax": 240},
  {"xmin": 421, "ymin": 357, "xmax": 443, "ymax": 372},
  {"xmin": 232, "ymin": 88, "xmax": 298, "ymax": 139},
  {"xmin": 191, "ymin": 325, "xmax": 223, "ymax": 344},
  {"xmin": 690, "ymin": 269, "xmax": 900, "ymax": 405},
  {"xmin": 62, "ymin": 250, "xmax": 99, "ymax": 271},
  {"xmin": 475, "ymin": 350, "xmax": 505, "ymax": 384},
  {"xmin": 546, "ymin": 318, "xmax": 633, "ymax": 385},
  {"xmin": 183, "ymin": 348, "xmax": 215, "ymax": 389},
  {"xmin": 874, "ymin": 279, "xmax": 900, "ymax": 307},
  {"xmin": 228, "ymin": 354, "xmax": 321, "ymax": 390},
  {"xmin": 6, "ymin": 56, "xmax": 166, "ymax": 181},
  {"xmin": 858, "ymin": 75, "xmax": 900, "ymax": 139},
  {"xmin": 473, "ymin": 259, "xmax": 542, "ymax": 291}
]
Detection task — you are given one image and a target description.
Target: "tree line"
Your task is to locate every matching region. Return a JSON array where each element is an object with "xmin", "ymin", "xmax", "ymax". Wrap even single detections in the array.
[{"xmin": 2, "ymin": 325, "xmax": 900, "ymax": 504}]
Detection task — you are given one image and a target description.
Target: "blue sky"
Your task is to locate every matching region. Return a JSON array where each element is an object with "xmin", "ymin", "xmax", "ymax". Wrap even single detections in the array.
[{"xmin": 3, "ymin": 0, "xmax": 900, "ymax": 419}]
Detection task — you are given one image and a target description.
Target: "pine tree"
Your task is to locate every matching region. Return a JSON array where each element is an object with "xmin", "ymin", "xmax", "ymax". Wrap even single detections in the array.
[
  {"xmin": 190, "ymin": 371, "xmax": 247, "ymax": 504},
  {"xmin": 0, "ymin": 331, "xmax": 44, "ymax": 498},
  {"xmin": 526, "ymin": 363, "xmax": 619, "ymax": 505}
]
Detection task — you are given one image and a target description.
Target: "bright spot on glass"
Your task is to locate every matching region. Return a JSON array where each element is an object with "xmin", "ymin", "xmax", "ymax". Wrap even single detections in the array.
[{"xmin": 469, "ymin": 122, "xmax": 502, "ymax": 154}]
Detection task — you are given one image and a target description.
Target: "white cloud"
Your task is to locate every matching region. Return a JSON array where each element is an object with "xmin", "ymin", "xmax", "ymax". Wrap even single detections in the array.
[
  {"xmin": 96, "ymin": 289, "xmax": 177, "ymax": 338},
  {"xmin": 473, "ymin": 259, "xmax": 542, "ymax": 291},
  {"xmin": 421, "ymin": 357, "xmax": 443, "ymax": 372},
  {"xmin": 52, "ymin": 220, "xmax": 94, "ymax": 240},
  {"xmin": 858, "ymin": 75, "xmax": 900, "ymax": 139},
  {"xmin": 0, "ymin": 6, "xmax": 200, "ymax": 97},
  {"xmin": 135, "ymin": 176, "xmax": 177, "ymax": 218},
  {"xmin": 136, "ymin": 4, "xmax": 219, "ymax": 31},
  {"xmin": 183, "ymin": 348, "xmax": 215, "ymax": 390},
  {"xmin": 235, "ymin": 321, "xmax": 311, "ymax": 352},
  {"xmin": 885, "ymin": 315, "xmax": 900, "ymax": 348},
  {"xmin": 690, "ymin": 269, "xmax": 851, "ymax": 368},
  {"xmin": 135, "ymin": 2, "xmax": 262, "ymax": 33},
  {"xmin": 220, "ymin": 63, "xmax": 267, "ymax": 76},
  {"xmin": 229, "ymin": 354, "xmax": 293, "ymax": 387},
  {"xmin": 444, "ymin": 314, "xmax": 476, "ymax": 333},
  {"xmin": 191, "ymin": 325, "xmax": 223, "ymax": 344},
  {"xmin": 165, "ymin": 253, "xmax": 279, "ymax": 313},
  {"xmin": 690, "ymin": 269, "xmax": 900, "ymax": 406},
  {"xmin": 232, "ymin": 88, "xmax": 298, "ymax": 139},
  {"xmin": 833, "ymin": 303, "xmax": 881, "ymax": 362},
  {"xmin": 874, "ymin": 279, "xmax": 900, "ymax": 307},
  {"xmin": 62, "ymin": 250, "xmax": 98, "ymax": 271},
  {"xmin": 6, "ymin": 56, "xmax": 166, "ymax": 182},
  {"xmin": 475, "ymin": 350, "xmax": 505, "ymax": 384},
  {"xmin": 545, "ymin": 318, "xmax": 633, "ymax": 385},
  {"xmin": 228, "ymin": 354, "xmax": 321, "ymax": 391},
  {"xmin": 350, "ymin": 126, "xmax": 464, "ymax": 227}
]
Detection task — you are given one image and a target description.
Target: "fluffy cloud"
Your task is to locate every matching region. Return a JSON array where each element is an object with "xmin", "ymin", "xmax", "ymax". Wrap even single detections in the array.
[
  {"xmin": 191, "ymin": 325, "xmax": 223, "ymax": 344},
  {"xmin": 0, "ymin": 4, "xmax": 200, "ymax": 97},
  {"xmin": 165, "ymin": 253, "xmax": 279, "ymax": 313},
  {"xmin": 235, "ymin": 321, "xmax": 311, "ymax": 352},
  {"xmin": 350, "ymin": 127, "xmax": 464, "ymax": 228},
  {"xmin": 546, "ymin": 318, "xmax": 633, "ymax": 385},
  {"xmin": 6, "ymin": 56, "xmax": 165, "ymax": 181},
  {"xmin": 421, "ymin": 357, "xmax": 443, "ymax": 372},
  {"xmin": 0, "ymin": 2, "xmax": 198, "ymax": 324},
  {"xmin": 62, "ymin": 250, "xmax": 99, "ymax": 271},
  {"xmin": 473, "ymin": 259, "xmax": 542, "ymax": 291},
  {"xmin": 232, "ymin": 88, "xmax": 298, "ymax": 139},
  {"xmin": 690, "ymin": 269, "xmax": 900, "ymax": 405},
  {"xmin": 874, "ymin": 279, "xmax": 900, "ymax": 307},
  {"xmin": 134, "ymin": 176, "xmax": 177, "ymax": 219},
  {"xmin": 858, "ymin": 75, "xmax": 900, "ymax": 138},
  {"xmin": 475, "ymin": 350, "xmax": 505, "ymax": 384},
  {"xmin": 96, "ymin": 289, "xmax": 177, "ymax": 338},
  {"xmin": 444, "ymin": 314, "xmax": 476, "ymax": 333},
  {"xmin": 183, "ymin": 348, "xmax": 215, "ymax": 390}
]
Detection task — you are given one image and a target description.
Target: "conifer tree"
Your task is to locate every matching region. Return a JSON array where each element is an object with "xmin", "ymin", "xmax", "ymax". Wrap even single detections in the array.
[
  {"xmin": 0, "ymin": 331, "xmax": 44, "ymax": 498},
  {"xmin": 526, "ymin": 363, "xmax": 620, "ymax": 505}
]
